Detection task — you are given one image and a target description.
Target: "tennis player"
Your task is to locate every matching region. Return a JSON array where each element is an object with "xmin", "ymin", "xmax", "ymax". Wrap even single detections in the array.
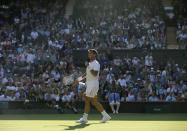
[{"xmin": 74, "ymin": 49, "xmax": 111, "ymax": 123}]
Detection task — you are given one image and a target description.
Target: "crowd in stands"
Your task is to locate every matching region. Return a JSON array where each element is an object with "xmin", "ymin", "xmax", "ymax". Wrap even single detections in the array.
[
  {"xmin": 0, "ymin": 0, "xmax": 81, "ymax": 110},
  {"xmin": 172, "ymin": 0, "xmax": 187, "ymax": 49},
  {"xmin": 0, "ymin": 0, "xmax": 187, "ymax": 111},
  {"xmin": 176, "ymin": 19, "xmax": 187, "ymax": 49},
  {"xmin": 98, "ymin": 51, "xmax": 187, "ymax": 102},
  {"xmin": 72, "ymin": 0, "xmax": 167, "ymax": 50}
]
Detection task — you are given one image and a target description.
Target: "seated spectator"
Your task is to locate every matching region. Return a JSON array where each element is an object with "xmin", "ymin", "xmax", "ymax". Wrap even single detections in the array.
[
  {"xmin": 0, "ymin": 93, "xmax": 9, "ymax": 101},
  {"xmin": 148, "ymin": 92, "xmax": 159, "ymax": 102},
  {"xmin": 107, "ymin": 88, "xmax": 120, "ymax": 114},
  {"xmin": 117, "ymin": 74, "xmax": 127, "ymax": 88},
  {"xmin": 158, "ymin": 94, "xmax": 165, "ymax": 102},
  {"xmin": 166, "ymin": 92, "xmax": 176, "ymax": 102},
  {"xmin": 8, "ymin": 91, "xmax": 16, "ymax": 101},
  {"xmin": 61, "ymin": 88, "xmax": 77, "ymax": 113},
  {"xmin": 126, "ymin": 89, "xmax": 135, "ymax": 102},
  {"xmin": 134, "ymin": 93, "xmax": 142, "ymax": 102},
  {"xmin": 184, "ymin": 89, "xmax": 187, "ymax": 101},
  {"xmin": 176, "ymin": 92, "xmax": 185, "ymax": 101}
]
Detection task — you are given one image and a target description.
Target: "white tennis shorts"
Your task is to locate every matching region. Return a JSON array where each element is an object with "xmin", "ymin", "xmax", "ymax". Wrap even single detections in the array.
[{"xmin": 85, "ymin": 81, "xmax": 99, "ymax": 98}]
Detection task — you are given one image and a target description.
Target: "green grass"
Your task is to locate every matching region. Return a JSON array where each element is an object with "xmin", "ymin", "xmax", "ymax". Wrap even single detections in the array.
[{"xmin": 0, "ymin": 114, "xmax": 187, "ymax": 131}]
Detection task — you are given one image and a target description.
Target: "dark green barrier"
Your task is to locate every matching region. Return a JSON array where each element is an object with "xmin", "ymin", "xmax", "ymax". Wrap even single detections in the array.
[
  {"xmin": 0, "ymin": 102, "xmax": 8, "ymax": 109},
  {"xmin": 1, "ymin": 101, "xmax": 187, "ymax": 113}
]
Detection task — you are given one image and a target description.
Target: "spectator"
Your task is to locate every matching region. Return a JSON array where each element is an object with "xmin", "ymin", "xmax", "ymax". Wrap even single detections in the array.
[
  {"xmin": 148, "ymin": 92, "xmax": 159, "ymax": 102},
  {"xmin": 166, "ymin": 92, "xmax": 176, "ymax": 102},
  {"xmin": 126, "ymin": 89, "xmax": 135, "ymax": 102},
  {"xmin": 107, "ymin": 88, "xmax": 120, "ymax": 114}
]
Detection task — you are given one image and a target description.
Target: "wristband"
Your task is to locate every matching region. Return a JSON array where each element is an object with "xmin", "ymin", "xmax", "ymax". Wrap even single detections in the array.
[{"xmin": 79, "ymin": 82, "xmax": 86, "ymax": 86}]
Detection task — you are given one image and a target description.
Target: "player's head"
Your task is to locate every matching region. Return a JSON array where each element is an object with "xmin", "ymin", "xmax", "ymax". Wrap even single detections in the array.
[{"xmin": 88, "ymin": 49, "xmax": 98, "ymax": 60}]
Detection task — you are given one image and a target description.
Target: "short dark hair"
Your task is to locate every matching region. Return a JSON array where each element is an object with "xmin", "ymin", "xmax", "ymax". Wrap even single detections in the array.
[{"xmin": 88, "ymin": 49, "xmax": 98, "ymax": 56}]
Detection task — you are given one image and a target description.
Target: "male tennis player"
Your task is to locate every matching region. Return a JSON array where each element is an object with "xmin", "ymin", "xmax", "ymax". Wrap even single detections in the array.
[{"xmin": 74, "ymin": 49, "xmax": 111, "ymax": 123}]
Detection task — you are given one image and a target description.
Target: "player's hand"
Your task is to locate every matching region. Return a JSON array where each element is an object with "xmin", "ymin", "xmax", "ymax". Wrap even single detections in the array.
[
  {"xmin": 85, "ymin": 61, "xmax": 89, "ymax": 67},
  {"xmin": 74, "ymin": 79, "xmax": 79, "ymax": 85}
]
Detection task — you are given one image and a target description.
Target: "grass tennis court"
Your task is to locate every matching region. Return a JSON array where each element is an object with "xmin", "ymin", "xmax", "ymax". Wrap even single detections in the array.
[{"xmin": 0, "ymin": 113, "xmax": 187, "ymax": 131}]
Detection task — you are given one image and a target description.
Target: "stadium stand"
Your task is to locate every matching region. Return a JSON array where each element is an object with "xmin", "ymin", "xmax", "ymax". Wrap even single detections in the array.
[{"xmin": 0, "ymin": 0, "xmax": 186, "ymax": 113}]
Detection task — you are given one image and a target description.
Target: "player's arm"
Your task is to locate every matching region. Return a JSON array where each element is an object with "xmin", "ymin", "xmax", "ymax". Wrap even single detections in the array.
[
  {"xmin": 79, "ymin": 73, "xmax": 87, "ymax": 81},
  {"xmin": 90, "ymin": 70, "xmax": 98, "ymax": 77},
  {"xmin": 74, "ymin": 73, "xmax": 86, "ymax": 84},
  {"xmin": 82, "ymin": 73, "xmax": 86, "ymax": 79},
  {"xmin": 85, "ymin": 61, "xmax": 99, "ymax": 77}
]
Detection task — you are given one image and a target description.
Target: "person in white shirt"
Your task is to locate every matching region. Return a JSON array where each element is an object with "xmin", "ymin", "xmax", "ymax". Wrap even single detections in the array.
[
  {"xmin": 145, "ymin": 53, "xmax": 153, "ymax": 67},
  {"xmin": 31, "ymin": 31, "xmax": 38, "ymax": 40},
  {"xmin": 8, "ymin": 92, "xmax": 16, "ymax": 101},
  {"xmin": 6, "ymin": 83, "xmax": 17, "ymax": 91},
  {"xmin": 74, "ymin": 49, "xmax": 111, "ymax": 123},
  {"xmin": 117, "ymin": 75, "xmax": 127, "ymax": 87},
  {"xmin": 126, "ymin": 89, "xmax": 135, "ymax": 102},
  {"xmin": 26, "ymin": 52, "xmax": 35, "ymax": 64},
  {"xmin": 0, "ymin": 94, "xmax": 9, "ymax": 101},
  {"xmin": 106, "ymin": 71, "xmax": 114, "ymax": 83}
]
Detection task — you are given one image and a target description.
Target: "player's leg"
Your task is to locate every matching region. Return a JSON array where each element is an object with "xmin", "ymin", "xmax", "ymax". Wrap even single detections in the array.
[
  {"xmin": 90, "ymin": 96, "xmax": 104, "ymax": 112},
  {"xmin": 76, "ymin": 96, "xmax": 91, "ymax": 123},
  {"xmin": 77, "ymin": 86, "xmax": 94, "ymax": 123},
  {"xmin": 91, "ymin": 96, "xmax": 111, "ymax": 123},
  {"xmin": 84, "ymin": 96, "xmax": 91, "ymax": 114}
]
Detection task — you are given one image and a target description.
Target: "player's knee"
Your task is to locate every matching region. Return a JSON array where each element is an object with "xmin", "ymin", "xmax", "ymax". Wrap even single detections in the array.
[
  {"xmin": 85, "ymin": 99, "xmax": 91, "ymax": 104},
  {"xmin": 91, "ymin": 100, "xmax": 99, "ymax": 106},
  {"xmin": 85, "ymin": 100, "xmax": 90, "ymax": 106}
]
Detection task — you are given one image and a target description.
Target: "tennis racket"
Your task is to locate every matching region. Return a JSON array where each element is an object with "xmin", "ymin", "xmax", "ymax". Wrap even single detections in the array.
[{"xmin": 63, "ymin": 74, "xmax": 75, "ymax": 86}]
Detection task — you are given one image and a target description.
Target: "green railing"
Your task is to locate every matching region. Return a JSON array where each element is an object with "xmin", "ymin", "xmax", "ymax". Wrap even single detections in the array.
[{"xmin": 1, "ymin": 101, "xmax": 187, "ymax": 113}]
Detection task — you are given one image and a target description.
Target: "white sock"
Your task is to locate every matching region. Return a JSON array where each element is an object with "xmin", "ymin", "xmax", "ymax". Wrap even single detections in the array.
[
  {"xmin": 83, "ymin": 113, "xmax": 88, "ymax": 119},
  {"xmin": 101, "ymin": 110, "xmax": 108, "ymax": 116}
]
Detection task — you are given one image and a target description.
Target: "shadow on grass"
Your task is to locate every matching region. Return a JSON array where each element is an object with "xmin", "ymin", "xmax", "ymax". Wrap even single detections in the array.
[{"xmin": 59, "ymin": 122, "xmax": 102, "ymax": 130}]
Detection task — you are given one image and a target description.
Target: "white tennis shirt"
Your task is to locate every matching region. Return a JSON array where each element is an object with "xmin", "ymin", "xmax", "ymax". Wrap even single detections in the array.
[{"xmin": 86, "ymin": 60, "xmax": 100, "ymax": 88}]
